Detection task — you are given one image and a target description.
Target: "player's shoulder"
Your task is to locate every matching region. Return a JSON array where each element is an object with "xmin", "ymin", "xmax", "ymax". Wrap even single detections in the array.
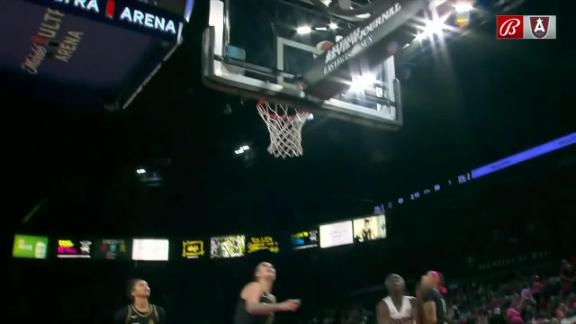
[
  {"xmin": 377, "ymin": 298, "xmax": 390, "ymax": 313},
  {"xmin": 422, "ymin": 288, "xmax": 439, "ymax": 300},
  {"xmin": 113, "ymin": 305, "xmax": 129, "ymax": 323},
  {"xmin": 241, "ymin": 281, "xmax": 264, "ymax": 296},
  {"xmin": 114, "ymin": 305, "xmax": 129, "ymax": 315},
  {"xmin": 378, "ymin": 297, "xmax": 390, "ymax": 307},
  {"xmin": 244, "ymin": 281, "xmax": 263, "ymax": 290},
  {"xmin": 152, "ymin": 305, "xmax": 167, "ymax": 322}
]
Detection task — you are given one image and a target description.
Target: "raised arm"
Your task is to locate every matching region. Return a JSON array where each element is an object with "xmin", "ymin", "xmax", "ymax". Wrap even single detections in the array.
[
  {"xmin": 242, "ymin": 283, "xmax": 300, "ymax": 316},
  {"xmin": 376, "ymin": 300, "xmax": 391, "ymax": 324}
]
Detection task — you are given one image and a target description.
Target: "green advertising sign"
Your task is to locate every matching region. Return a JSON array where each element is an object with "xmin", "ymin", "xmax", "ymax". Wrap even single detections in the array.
[{"xmin": 13, "ymin": 235, "xmax": 49, "ymax": 259}]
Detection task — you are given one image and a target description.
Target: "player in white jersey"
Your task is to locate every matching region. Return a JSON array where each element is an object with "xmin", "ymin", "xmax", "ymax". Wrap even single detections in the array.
[{"xmin": 377, "ymin": 274, "xmax": 416, "ymax": 324}]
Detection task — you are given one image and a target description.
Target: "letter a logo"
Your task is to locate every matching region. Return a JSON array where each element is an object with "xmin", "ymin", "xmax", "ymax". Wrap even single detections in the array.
[{"xmin": 530, "ymin": 17, "xmax": 549, "ymax": 39}]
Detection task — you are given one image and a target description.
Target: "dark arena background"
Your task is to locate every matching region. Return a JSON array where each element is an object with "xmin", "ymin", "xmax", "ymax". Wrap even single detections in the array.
[{"xmin": 2, "ymin": 0, "xmax": 575, "ymax": 323}]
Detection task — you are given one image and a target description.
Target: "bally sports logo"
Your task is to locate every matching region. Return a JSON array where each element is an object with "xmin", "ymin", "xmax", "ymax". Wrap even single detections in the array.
[{"xmin": 497, "ymin": 15, "xmax": 556, "ymax": 39}]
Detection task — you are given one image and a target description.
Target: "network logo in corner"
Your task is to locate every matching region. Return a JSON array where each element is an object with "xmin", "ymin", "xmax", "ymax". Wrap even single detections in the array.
[
  {"xmin": 527, "ymin": 16, "xmax": 555, "ymax": 39},
  {"xmin": 497, "ymin": 15, "xmax": 556, "ymax": 40}
]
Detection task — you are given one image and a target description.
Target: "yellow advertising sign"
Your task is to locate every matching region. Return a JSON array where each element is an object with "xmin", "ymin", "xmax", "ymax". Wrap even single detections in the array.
[
  {"xmin": 247, "ymin": 236, "xmax": 279, "ymax": 254},
  {"xmin": 292, "ymin": 231, "xmax": 310, "ymax": 239},
  {"xmin": 182, "ymin": 240, "xmax": 205, "ymax": 258}
]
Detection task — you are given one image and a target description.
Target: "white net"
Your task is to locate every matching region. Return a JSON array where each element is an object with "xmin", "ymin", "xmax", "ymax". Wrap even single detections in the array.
[{"xmin": 256, "ymin": 99, "xmax": 310, "ymax": 159}]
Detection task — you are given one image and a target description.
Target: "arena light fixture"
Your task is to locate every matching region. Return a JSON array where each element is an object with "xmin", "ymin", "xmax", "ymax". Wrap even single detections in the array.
[
  {"xmin": 453, "ymin": 2, "xmax": 474, "ymax": 13},
  {"xmin": 136, "ymin": 168, "xmax": 147, "ymax": 175},
  {"xmin": 296, "ymin": 26, "xmax": 312, "ymax": 35},
  {"xmin": 329, "ymin": 22, "xmax": 338, "ymax": 30},
  {"xmin": 349, "ymin": 73, "xmax": 377, "ymax": 93},
  {"xmin": 234, "ymin": 145, "xmax": 251, "ymax": 155},
  {"xmin": 414, "ymin": 19, "xmax": 445, "ymax": 41}
]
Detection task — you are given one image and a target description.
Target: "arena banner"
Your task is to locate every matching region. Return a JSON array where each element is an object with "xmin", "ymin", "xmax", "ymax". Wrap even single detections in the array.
[
  {"xmin": 22, "ymin": 0, "xmax": 184, "ymax": 42},
  {"xmin": 303, "ymin": 0, "xmax": 427, "ymax": 99},
  {"xmin": 0, "ymin": 0, "xmax": 188, "ymax": 108}
]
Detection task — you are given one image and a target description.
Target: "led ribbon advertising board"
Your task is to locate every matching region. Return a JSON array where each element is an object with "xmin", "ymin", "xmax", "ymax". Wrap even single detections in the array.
[
  {"xmin": 182, "ymin": 240, "xmax": 206, "ymax": 259},
  {"xmin": 132, "ymin": 239, "xmax": 170, "ymax": 261},
  {"xmin": 291, "ymin": 230, "xmax": 319, "ymax": 250},
  {"xmin": 95, "ymin": 239, "xmax": 130, "ymax": 260},
  {"xmin": 319, "ymin": 220, "xmax": 354, "ymax": 248},
  {"xmin": 57, "ymin": 239, "xmax": 93, "ymax": 258},
  {"xmin": 13, "ymin": 234, "xmax": 49, "ymax": 259},
  {"xmin": 210, "ymin": 235, "xmax": 245, "ymax": 258},
  {"xmin": 353, "ymin": 215, "xmax": 387, "ymax": 243},
  {"xmin": 246, "ymin": 236, "xmax": 280, "ymax": 254}
]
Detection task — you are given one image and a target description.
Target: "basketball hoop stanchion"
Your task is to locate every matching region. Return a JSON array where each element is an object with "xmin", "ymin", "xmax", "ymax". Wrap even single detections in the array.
[{"xmin": 256, "ymin": 98, "xmax": 310, "ymax": 159}]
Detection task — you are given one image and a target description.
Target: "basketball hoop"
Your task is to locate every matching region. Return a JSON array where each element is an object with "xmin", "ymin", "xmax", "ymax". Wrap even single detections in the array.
[{"xmin": 256, "ymin": 98, "xmax": 310, "ymax": 159}]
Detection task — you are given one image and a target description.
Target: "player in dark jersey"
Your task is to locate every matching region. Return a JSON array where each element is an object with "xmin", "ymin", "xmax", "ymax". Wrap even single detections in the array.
[
  {"xmin": 420, "ymin": 271, "xmax": 447, "ymax": 324},
  {"xmin": 114, "ymin": 278, "xmax": 167, "ymax": 324},
  {"xmin": 234, "ymin": 262, "xmax": 301, "ymax": 324}
]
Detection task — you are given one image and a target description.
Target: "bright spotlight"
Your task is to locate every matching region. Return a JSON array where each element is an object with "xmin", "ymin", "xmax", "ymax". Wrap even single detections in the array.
[
  {"xmin": 234, "ymin": 145, "xmax": 251, "ymax": 155},
  {"xmin": 453, "ymin": 2, "xmax": 474, "ymax": 13},
  {"xmin": 296, "ymin": 26, "xmax": 312, "ymax": 35},
  {"xmin": 136, "ymin": 168, "xmax": 147, "ymax": 175},
  {"xmin": 427, "ymin": 19, "xmax": 444, "ymax": 35},
  {"xmin": 356, "ymin": 13, "xmax": 370, "ymax": 19},
  {"xmin": 315, "ymin": 26, "xmax": 328, "ymax": 31},
  {"xmin": 414, "ymin": 19, "xmax": 445, "ymax": 41},
  {"xmin": 329, "ymin": 22, "xmax": 338, "ymax": 30},
  {"xmin": 349, "ymin": 73, "xmax": 376, "ymax": 93}
]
